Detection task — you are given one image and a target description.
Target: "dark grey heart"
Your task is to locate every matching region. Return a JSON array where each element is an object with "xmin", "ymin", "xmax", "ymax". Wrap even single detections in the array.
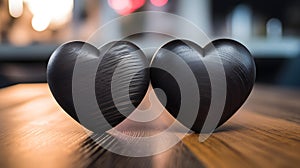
[
  {"xmin": 150, "ymin": 39, "xmax": 256, "ymax": 133},
  {"xmin": 47, "ymin": 41, "xmax": 149, "ymax": 133}
]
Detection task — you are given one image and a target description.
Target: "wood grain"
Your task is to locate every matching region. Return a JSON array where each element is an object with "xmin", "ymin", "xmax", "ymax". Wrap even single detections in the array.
[
  {"xmin": 0, "ymin": 84, "xmax": 299, "ymax": 168},
  {"xmin": 184, "ymin": 85, "xmax": 300, "ymax": 168}
]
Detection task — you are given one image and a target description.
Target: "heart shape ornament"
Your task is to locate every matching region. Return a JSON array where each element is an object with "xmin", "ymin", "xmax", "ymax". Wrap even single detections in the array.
[
  {"xmin": 47, "ymin": 41, "xmax": 149, "ymax": 133},
  {"xmin": 150, "ymin": 39, "xmax": 256, "ymax": 133}
]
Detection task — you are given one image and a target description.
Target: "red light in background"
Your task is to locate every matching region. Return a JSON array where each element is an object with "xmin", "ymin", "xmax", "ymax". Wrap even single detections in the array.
[
  {"xmin": 131, "ymin": 0, "xmax": 146, "ymax": 10},
  {"xmin": 108, "ymin": 0, "xmax": 133, "ymax": 15},
  {"xmin": 150, "ymin": 0, "xmax": 168, "ymax": 7},
  {"xmin": 108, "ymin": 0, "xmax": 145, "ymax": 16}
]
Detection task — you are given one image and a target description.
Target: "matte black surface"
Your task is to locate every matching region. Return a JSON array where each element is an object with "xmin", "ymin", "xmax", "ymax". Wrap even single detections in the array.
[
  {"xmin": 95, "ymin": 41, "xmax": 150, "ymax": 127},
  {"xmin": 150, "ymin": 39, "xmax": 256, "ymax": 132},
  {"xmin": 47, "ymin": 41, "xmax": 97, "ymax": 121}
]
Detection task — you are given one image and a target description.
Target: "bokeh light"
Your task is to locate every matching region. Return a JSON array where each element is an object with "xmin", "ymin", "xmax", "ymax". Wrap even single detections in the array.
[
  {"xmin": 108, "ymin": 0, "xmax": 145, "ymax": 15},
  {"xmin": 31, "ymin": 15, "xmax": 51, "ymax": 32},
  {"xmin": 8, "ymin": 0, "xmax": 24, "ymax": 18},
  {"xmin": 150, "ymin": 0, "xmax": 168, "ymax": 7},
  {"xmin": 25, "ymin": 0, "xmax": 74, "ymax": 31}
]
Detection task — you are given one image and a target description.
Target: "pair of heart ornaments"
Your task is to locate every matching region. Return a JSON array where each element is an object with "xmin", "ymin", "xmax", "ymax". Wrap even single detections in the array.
[{"xmin": 47, "ymin": 38, "xmax": 256, "ymax": 134}]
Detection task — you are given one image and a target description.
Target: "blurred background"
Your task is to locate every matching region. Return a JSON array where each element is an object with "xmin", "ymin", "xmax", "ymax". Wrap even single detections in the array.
[{"xmin": 0, "ymin": 0, "xmax": 300, "ymax": 88}]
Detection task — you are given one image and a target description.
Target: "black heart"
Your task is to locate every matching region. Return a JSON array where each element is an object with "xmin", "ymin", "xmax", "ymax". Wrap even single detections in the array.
[
  {"xmin": 47, "ymin": 41, "xmax": 149, "ymax": 132},
  {"xmin": 150, "ymin": 39, "xmax": 256, "ymax": 133}
]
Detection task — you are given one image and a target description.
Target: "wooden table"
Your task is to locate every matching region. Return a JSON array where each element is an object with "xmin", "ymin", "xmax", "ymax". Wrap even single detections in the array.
[{"xmin": 0, "ymin": 84, "xmax": 299, "ymax": 168}]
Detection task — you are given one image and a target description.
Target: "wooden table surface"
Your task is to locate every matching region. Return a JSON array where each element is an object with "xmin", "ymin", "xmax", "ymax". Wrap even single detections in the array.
[{"xmin": 0, "ymin": 84, "xmax": 299, "ymax": 168}]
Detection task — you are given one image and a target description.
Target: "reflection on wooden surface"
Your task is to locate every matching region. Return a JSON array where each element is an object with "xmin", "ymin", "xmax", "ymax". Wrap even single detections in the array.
[
  {"xmin": 0, "ymin": 84, "xmax": 299, "ymax": 168},
  {"xmin": 74, "ymin": 134, "xmax": 202, "ymax": 168}
]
